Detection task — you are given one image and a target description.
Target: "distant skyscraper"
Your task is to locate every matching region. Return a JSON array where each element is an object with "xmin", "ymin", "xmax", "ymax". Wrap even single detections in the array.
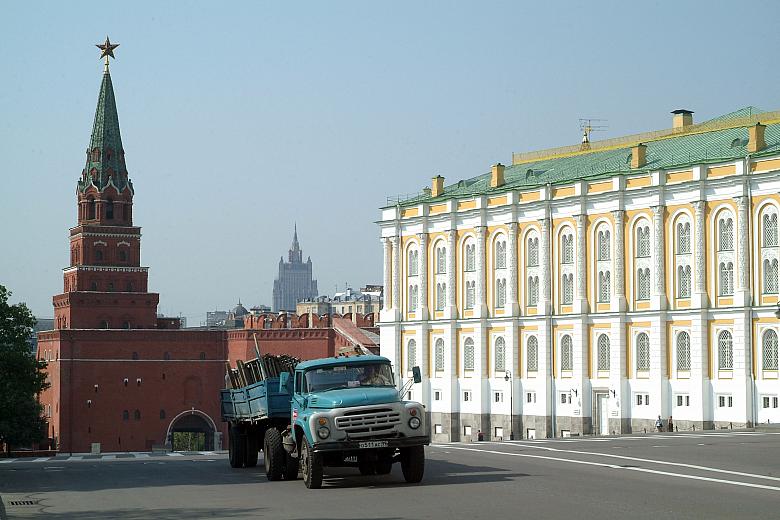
[{"xmin": 272, "ymin": 226, "xmax": 318, "ymax": 312}]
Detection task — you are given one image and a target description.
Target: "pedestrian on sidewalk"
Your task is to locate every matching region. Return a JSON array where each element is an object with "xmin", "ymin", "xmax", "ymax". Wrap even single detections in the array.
[
  {"xmin": 667, "ymin": 416, "xmax": 674, "ymax": 433},
  {"xmin": 655, "ymin": 415, "xmax": 664, "ymax": 432}
]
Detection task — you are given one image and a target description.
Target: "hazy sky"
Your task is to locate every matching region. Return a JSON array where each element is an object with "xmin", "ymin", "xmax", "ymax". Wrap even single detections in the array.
[{"xmin": 2, "ymin": 1, "xmax": 779, "ymax": 323}]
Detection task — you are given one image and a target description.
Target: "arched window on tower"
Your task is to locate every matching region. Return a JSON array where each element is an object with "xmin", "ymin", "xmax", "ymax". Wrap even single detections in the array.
[
  {"xmin": 87, "ymin": 198, "xmax": 96, "ymax": 220},
  {"xmin": 106, "ymin": 199, "xmax": 114, "ymax": 220}
]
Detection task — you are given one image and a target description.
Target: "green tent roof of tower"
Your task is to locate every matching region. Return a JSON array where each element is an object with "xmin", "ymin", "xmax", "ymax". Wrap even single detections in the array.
[{"xmin": 78, "ymin": 70, "xmax": 132, "ymax": 194}]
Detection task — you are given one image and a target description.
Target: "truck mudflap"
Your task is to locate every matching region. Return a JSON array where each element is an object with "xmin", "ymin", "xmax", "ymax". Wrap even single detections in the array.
[{"xmin": 312, "ymin": 436, "xmax": 430, "ymax": 453}]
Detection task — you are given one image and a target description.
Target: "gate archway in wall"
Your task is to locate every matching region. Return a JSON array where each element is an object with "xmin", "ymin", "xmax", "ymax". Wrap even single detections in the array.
[{"xmin": 166, "ymin": 409, "xmax": 218, "ymax": 451}]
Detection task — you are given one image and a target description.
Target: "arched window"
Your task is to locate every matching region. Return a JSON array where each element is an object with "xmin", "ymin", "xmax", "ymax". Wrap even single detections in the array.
[
  {"xmin": 677, "ymin": 221, "xmax": 691, "ymax": 254},
  {"xmin": 560, "ymin": 335, "xmax": 573, "ymax": 371},
  {"xmin": 409, "ymin": 284, "xmax": 419, "ymax": 312},
  {"xmin": 763, "ymin": 212, "xmax": 778, "ymax": 247},
  {"xmin": 122, "ymin": 410, "xmax": 129, "ymax": 421},
  {"xmin": 160, "ymin": 409, "xmax": 166, "ymax": 420},
  {"xmin": 407, "ymin": 249, "xmax": 419, "ymax": 277},
  {"xmin": 90, "ymin": 281, "xmax": 98, "ymax": 291},
  {"xmin": 100, "ymin": 320, "xmax": 109, "ymax": 329},
  {"xmin": 122, "ymin": 320, "xmax": 130, "ymax": 329},
  {"xmin": 676, "ymin": 331, "xmax": 691, "ymax": 371},
  {"xmin": 407, "ymin": 339, "xmax": 417, "ymax": 370},
  {"xmin": 465, "ymin": 281, "xmax": 476, "ymax": 309},
  {"xmin": 562, "ymin": 233, "xmax": 574, "ymax": 264},
  {"xmin": 763, "ymin": 329, "xmax": 778, "ymax": 371},
  {"xmin": 636, "ymin": 225, "xmax": 651, "ymax": 258},
  {"xmin": 718, "ymin": 216, "xmax": 734, "ymax": 251},
  {"xmin": 436, "ymin": 246, "xmax": 447, "ymax": 274},
  {"xmin": 636, "ymin": 333, "xmax": 650, "ymax": 371},
  {"xmin": 677, "ymin": 265, "xmax": 691, "ymax": 298},
  {"xmin": 637, "ymin": 268, "xmax": 651, "ymax": 300},
  {"xmin": 527, "ymin": 336, "xmax": 538, "ymax": 372},
  {"xmin": 718, "ymin": 330, "xmax": 733, "ymax": 369},
  {"xmin": 562, "ymin": 273, "xmax": 574, "ymax": 304},
  {"xmin": 132, "ymin": 351, "xmax": 139, "ymax": 360},
  {"xmin": 118, "ymin": 250, "xmax": 128, "ymax": 262},
  {"xmin": 495, "ymin": 240, "xmax": 507, "ymax": 269},
  {"xmin": 764, "ymin": 259, "xmax": 779, "ymax": 294},
  {"xmin": 465, "ymin": 243, "xmax": 476, "ymax": 272},
  {"xmin": 495, "ymin": 279, "xmax": 506, "ymax": 308},
  {"xmin": 164, "ymin": 352, "xmax": 171, "ymax": 361},
  {"xmin": 598, "ymin": 229, "xmax": 611, "ymax": 261},
  {"xmin": 528, "ymin": 276, "xmax": 539, "ymax": 306},
  {"xmin": 494, "ymin": 337, "xmax": 506, "ymax": 372},
  {"xmin": 199, "ymin": 352, "xmax": 206, "ymax": 360},
  {"xmin": 106, "ymin": 199, "xmax": 114, "ymax": 219},
  {"xmin": 435, "ymin": 338, "xmax": 445, "ymax": 372},
  {"xmin": 597, "ymin": 335, "xmax": 610, "ymax": 371},
  {"xmin": 464, "ymin": 338, "xmax": 475, "ymax": 371},
  {"xmin": 527, "ymin": 236, "xmax": 539, "ymax": 267},
  {"xmin": 719, "ymin": 262, "xmax": 734, "ymax": 296},
  {"xmin": 598, "ymin": 271, "xmax": 611, "ymax": 303},
  {"xmin": 134, "ymin": 409, "xmax": 141, "ymax": 421},
  {"xmin": 87, "ymin": 198, "xmax": 96, "ymax": 220},
  {"xmin": 435, "ymin": 283, "xmax": 446, "ymax": 310},
  {"xmin": 95, "ymin": 249, "xmax": 103, "ymax": 262}
]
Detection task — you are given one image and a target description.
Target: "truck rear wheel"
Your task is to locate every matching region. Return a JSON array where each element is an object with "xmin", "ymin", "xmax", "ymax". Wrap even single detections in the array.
[
  {"xmin": 228, "ymin": 424, "xmax": 244, "ymax": 468},
  {"xmin": 400, "ymin": 445, "xmax": 425, "ymax": 483},
  {"xmin": 264, "ymin": 429, "xmax": 285, "ymax": 481},
  {"xmin": 300, "ymin": 438, "xmax": 323, "ymax": 489},
  {"xmin": 245, "ymin": 430, "xmax": 258, "ymax": 468}
]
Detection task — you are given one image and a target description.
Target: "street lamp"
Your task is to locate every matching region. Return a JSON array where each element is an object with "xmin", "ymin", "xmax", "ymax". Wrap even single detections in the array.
[{"xmin": 504, "ymin": 370, "xmax": 514, "ymax": 440}]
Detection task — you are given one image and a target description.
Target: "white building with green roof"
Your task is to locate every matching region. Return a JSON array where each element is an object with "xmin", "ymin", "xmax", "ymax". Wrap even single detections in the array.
[{"xmin": 379, "ymin": 108, "xmax": 780, "ymax": 440}]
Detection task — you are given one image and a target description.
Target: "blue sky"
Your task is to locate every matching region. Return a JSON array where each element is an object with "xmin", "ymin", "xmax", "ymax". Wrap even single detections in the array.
[{"xmin": 2, "ymin": 1, "xmax": 779, "ymax": 322}]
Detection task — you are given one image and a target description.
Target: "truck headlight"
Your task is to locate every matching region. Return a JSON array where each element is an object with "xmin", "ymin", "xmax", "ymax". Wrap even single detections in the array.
[
  {"xmin": 317, "ymin": 426, "xmax": 330, "ymax": 439},
  {"xmin": 408, "ymin": 416, "xmax": 421, "ymax": 429}
]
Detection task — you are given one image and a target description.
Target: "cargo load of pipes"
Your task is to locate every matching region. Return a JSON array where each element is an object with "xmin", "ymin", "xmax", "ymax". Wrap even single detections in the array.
[{"xmin": 224, "ymin": 353, "xmax": 300, "ymax": 389}]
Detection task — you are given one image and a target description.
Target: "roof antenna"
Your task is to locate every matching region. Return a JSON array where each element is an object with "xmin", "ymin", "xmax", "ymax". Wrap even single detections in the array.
[{"xmin": 579, "ymin": 118, "xmax": 608, "ymax": 148}]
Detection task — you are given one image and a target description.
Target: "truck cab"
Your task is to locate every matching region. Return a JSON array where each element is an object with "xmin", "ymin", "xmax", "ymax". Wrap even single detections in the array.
[{"xmin": 278, "ymin": 355, "xmax": 429, "ymax": 488}]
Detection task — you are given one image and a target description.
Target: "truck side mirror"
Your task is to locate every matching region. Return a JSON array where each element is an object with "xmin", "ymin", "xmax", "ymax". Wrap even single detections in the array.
[
  {"xmin": 279, "ymin": 372, "xmax": 291, "ymax": 393},
  {"xmin": 412, "ymin": 366, "xmax": 422, "ymax": 384}
]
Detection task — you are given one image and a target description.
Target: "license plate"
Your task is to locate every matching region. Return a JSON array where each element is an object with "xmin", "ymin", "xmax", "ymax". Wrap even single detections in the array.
[{"xmin": 358, "ymin": 441, "xmax": 389, "ymax": 449}]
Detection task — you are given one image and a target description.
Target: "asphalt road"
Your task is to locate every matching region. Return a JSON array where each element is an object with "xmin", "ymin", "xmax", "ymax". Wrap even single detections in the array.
[{"xmin": 1, "ymin": 431, "xmax": 779, "ymax": 519}]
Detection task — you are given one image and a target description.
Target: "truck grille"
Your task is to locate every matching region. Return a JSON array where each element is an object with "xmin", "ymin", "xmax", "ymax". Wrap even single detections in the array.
[{"xmin": 335, "ymin": 407, "xmax": 401, "ymax": 437}]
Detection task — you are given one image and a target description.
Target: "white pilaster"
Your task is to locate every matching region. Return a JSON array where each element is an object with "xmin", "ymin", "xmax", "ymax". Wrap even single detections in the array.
[
  {"xmin": 735, "ymin": 195, "xmax": 751, "ymax": 306},
  {"xmin": 692, "ymin": 201, "xmax": 708, "ymax": 309},
  {"xmin": 540, "ymin": 216, "xmax": 551, "ymax": 315},
  {"xmin": 574, "ymin": 214, "xmax": 589, "ymax": 314},
  {"xmin": 507, "ymin": 222, "xmax": 519, "ymax": 316},
  {"xmin": 446, "ymin": 229, "xmax": 457, "ymax": 319},
  {"xmin": 475, "ymin": 226, "xmax": 487, "ymax": 317},
  {"xmin": 612, "ymin": 209, "xmax": 627, "ymax": 312},
  {"xmin": 651, "ymin": 205, "xmax": 667, "ymax": 310},
  {"xmin": 418, "ymin": 232, "xmax": 429, "ymax": 320}
]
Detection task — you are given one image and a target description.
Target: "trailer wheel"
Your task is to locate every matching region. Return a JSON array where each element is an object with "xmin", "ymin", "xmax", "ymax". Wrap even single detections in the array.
[
  {"xmin": 264, "ymin": 429, "xmax": 285, "ymax": 481},
  {"xmin": 400, "ymin": 445, "xmax": 425, "ymax": 483},
  {"xmin": 245, "ymin": 429, "xmax": 258, "ymax": 468},
  {"xmin": 228, "ymin": 424, "xmax": 243, "ymax": 468},
  {"xmin": 284, "ymin": 452, "xmax": 300, "ymax": 480},
  {"xmin": 300, "ymin": 438, "xmax": 323, "ymax": 489}
]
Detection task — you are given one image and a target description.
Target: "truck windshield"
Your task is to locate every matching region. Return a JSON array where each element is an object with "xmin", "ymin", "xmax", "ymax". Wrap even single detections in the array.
[{"xmin": 304, "ymin": 363, "xmax": 395, "ymax": 392}]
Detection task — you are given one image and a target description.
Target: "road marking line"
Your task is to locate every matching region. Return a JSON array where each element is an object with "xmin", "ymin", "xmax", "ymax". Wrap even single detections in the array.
[
  {"xmin": 0, "ymin": 459, "xmax": 17, "ymax": 464},
  {"xmin": 102, "ymin": 455, "xmax": 116, "ymax": 460},
  {"xmin": 476, "ymin": 442, "xmax": 780, "ymax": 483},
  {"xmin": 134, "ymin": 453, "xmax": 150, "ymax": 458},
  {"xmin": 434, "ymin": 445, "xmax": 780, "ymax": 492},
  {"xmin": 68, "ymin": 456, "xmax": 83, "ymax": 461},
  {"xmin": 33, "ymin": 457, "xmax": 50, "ymax": 462},
  {"xmin": 167, "ymin": 452, "xmax": 184, "ymax": 457}
]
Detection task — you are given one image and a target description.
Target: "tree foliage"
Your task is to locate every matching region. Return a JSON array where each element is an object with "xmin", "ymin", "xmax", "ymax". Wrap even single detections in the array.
[{"xmin": 0, "ymin": 285, "xmax": 49, "ymax": 450}]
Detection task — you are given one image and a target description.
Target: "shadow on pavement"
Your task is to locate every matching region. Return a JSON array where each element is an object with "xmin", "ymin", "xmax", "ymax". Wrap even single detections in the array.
[{"xmin": 5, "ymin": 507, "xmax": 266, "ymax": 519}]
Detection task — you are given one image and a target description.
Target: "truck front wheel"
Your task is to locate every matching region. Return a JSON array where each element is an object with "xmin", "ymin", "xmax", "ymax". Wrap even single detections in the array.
[
  {"xmin": 264, "ymin": 429, "xmax": 285, "ymax": 481},
  {"xmin": 400, "ymin": 445, "xmax": 425, "ymax": 483},
  {"xmin": 300, "ymin": 438, "xmax": 323, "ymax": 489}
]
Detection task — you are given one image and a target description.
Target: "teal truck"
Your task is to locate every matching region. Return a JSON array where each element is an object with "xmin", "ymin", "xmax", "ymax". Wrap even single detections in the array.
[{"xmin": 220, "ymin": 353, "xmax": 429, "ymax": 489}]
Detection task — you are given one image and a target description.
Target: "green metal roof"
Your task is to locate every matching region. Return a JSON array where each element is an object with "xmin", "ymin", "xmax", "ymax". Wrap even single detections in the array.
[
  {"xmin": 78, "ymin": 71, "xmax": 132, "ymax": 194},
  {"xmin": 391, "ymin": 107, "xmax": 780, "ymax": 208}
]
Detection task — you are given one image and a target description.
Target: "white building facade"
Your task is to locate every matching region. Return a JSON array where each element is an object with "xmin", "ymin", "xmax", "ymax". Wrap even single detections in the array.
[{"xmin": 379, "ymin": 109, "xmax": 780, "ymax": 440}]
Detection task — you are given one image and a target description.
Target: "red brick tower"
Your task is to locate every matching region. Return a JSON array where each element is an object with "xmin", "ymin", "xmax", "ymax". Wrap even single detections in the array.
[{"xmin": 53, "ymin": 46, "xmax": 159, "ymax": 330}]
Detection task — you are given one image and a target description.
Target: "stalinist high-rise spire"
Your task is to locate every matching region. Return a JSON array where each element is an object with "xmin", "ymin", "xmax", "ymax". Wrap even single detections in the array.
[{"xmin": 273, "ymin": 225, "xmax": 318, "ymax": 312}]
